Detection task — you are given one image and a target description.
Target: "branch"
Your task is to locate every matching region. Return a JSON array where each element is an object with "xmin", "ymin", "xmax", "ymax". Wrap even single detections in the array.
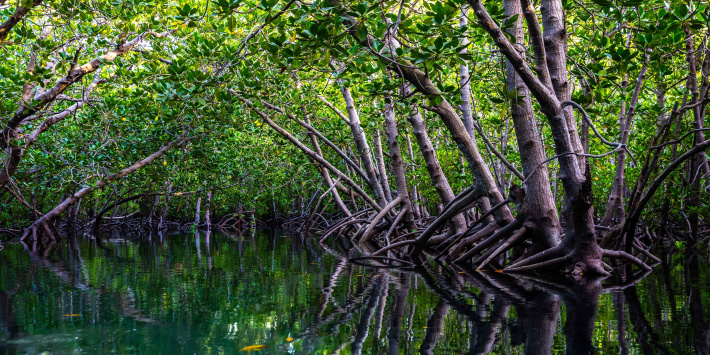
[{"xmin": 0, "ymin": 0, "xmax": 42, "ymax": 43}]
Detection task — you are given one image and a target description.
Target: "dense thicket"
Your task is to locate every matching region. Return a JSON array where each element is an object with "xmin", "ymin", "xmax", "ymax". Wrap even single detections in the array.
[{"xmin": 0, "ymin": 0, "xmax": 708, "ymax": 274}]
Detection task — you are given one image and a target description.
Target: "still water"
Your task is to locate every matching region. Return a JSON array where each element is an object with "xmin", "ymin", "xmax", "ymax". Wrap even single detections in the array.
[{"xmin": 0, "ymin": 230, "xmax": 707, "ymax": 354}]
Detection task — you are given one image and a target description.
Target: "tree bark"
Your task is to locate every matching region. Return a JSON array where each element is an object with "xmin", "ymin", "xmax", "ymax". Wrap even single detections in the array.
[
  {"xmin": 384, "ymin": 98, "xmax": 416, "ymax": 230},
  {"xmin": 403, "ymin": 86, "xmax": 467, "ymax": 235},
  {"xmin": 328, "ymin": 1, "xmax": 514, "ymax": 224},
  {"xmin": 235, "ymin": 94, "xmax": 383, "ymax": 212},
  {"xmin": 307, "ymin": 118, "xmax": 351, "ymax": 216},
  {"xmin": 504, "ymin": 0, "xmax": 560, "ymax": 249},
  {"xmin": 341, "ymin": 86, "xmax": 388, "ymax": 207},
  {"xmin": 373, "ymin": 129, "xmax": 392, "ymax": 202},
  {"xmin": 459, "ymin": 6, "xmax": 478, "ymax": 142},
  {"xmin": 540, "ymin": 0, "xmax": 584, "ymax": 170}
]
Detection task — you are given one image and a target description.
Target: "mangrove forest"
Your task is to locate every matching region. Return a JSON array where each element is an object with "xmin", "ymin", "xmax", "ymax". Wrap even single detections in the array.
[{"xmin": 1, "ymin": 0, "xmax": 710, "ymax": 353}]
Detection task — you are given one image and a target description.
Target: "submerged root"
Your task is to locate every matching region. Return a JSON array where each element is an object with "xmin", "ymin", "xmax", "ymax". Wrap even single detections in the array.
[
  {"xmin": 602, "ymin": 249, "xmax": 652, "ymax": 271},
  {"xmin": 20, "ymin": 220, "xmax": 57, "ymax": 242}
]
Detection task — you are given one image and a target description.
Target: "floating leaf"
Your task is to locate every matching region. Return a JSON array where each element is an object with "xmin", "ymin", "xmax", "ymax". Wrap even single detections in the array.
[{"xmin": 241, "ymin": 345, "xmax": 270, "ymax": 351}]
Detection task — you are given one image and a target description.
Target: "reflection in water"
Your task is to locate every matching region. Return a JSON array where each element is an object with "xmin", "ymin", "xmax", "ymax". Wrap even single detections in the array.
[{"xmin": 0, "ymin": 230, "xmax": 707, "ymax": 354}]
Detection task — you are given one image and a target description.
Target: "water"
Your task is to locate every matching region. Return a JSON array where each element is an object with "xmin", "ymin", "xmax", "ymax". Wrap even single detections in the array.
[{"xmin": 0, "ymin": 230, "xmax": 707, "ymax": 354}]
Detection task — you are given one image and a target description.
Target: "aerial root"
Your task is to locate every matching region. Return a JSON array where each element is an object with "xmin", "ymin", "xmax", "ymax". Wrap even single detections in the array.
[
  {"xmin": 602, "ymin": 249, "xmax": 652, "ymax": 271},
  {"xmin": 383, "ymin": 206, "xmax": 408, "ymax": 242},
  {"xmin": 453, "ymin": 218, "xmax": 522, "ymax": 264},
  {"xmin": 319, "ymin": 217, "xmax": 369, "ymax": 243},
  {"xmin": 319, "ymin": 209, "xmax": 373, "ymax": 243},
  {"xmin": 474, "ymin": 227, "xmax": 527, "ymax": 269},
  {"xmin": 504, "ymin": 245, "xmax": 564, "ymax": 270},
  {"xmin": 360, "ymin": 196, "xmax": 402, "ymax": 243},
  {"xmin": 20, "ymin": 220, "xmax": 57, "ymax": 242},
  {"xmin": 445, "ymin": 223, "xmax": 498, "ymax": 259},
  {"xmin": 504, "ymin": 253, "xmax": 573, "ymax": 273},
  {"xmin": 632, "ymin": 240, "xmax": 661, "ymax": 263},
  {"xmin": 371, "ymin": 240, "xmax": 418, "ymax": 257}
]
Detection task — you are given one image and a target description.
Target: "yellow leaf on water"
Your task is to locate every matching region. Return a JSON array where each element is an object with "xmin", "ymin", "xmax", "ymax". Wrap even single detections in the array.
[
  {"xmin": 241, "ymin": 345, "xmax": 270, "ymax": 352},
  {"xmin": 286, "ymin": 337, "xmax": 293, "ymax": 342},
  {"xmin": 63, "ymin": 314, "xmax": 81, "ymax": 317},
  {"xmin": 495, "ymin": 270, "xmax": 503, "ymax": 273}
]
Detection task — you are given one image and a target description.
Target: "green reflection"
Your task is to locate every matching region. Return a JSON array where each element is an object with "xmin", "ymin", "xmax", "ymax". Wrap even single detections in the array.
[{"xmin": 0, "ymin": 230, "xmax": 707, "ymax": 354}]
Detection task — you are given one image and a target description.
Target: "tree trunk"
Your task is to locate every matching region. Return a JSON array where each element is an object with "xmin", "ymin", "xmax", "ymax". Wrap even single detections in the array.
[
  {"xmin": 341, "ymin": 86, "xmax": 388, "ymax": 207},
  {"xmin": 384, "ymin": 98, "xmax": 416, "ymax": 230},
  {"xmin": 194, "ymin": 196, "xmax": 201, "ymax": 226},
  {"xmin": 404, "ymin": 131, "xmax": 422, "ymax": 223},
  {"xmin": 683, "ymin": 26, "xmax": 710, "ymax": 239},
  {"xmin": 540, "ymin": 0, "xmax": 584, "ymax": 170},
  {"xmin": 459, "ymin": 6, "xmax": 478, "ymax": 142},
  {"xmin": 504, "ymin": 0, "xmax": 560, "ymax": 249},
  {"xmin": 329, "ymin": 5, "xmax": 514, "ymax": 224},
  {"xmin": 601, "ymin": 53, "xmax": 649, "ymax": 227},
  {"xmin": 204, "ymin": 190, "xmax": 212, "ymax": 229},
  {"xmin": 403, "ymin": 85, "xmax": 467, "ymax": 235},
  {"xmin": 373, "ymin": 129, "xmax": 392, "ymax": 202},
  {"xmin": 469, "ymin": 0, "xmax": 609, "ymax": 274},
  {"xmin": 307, "ymin": 117, "xmax": 351, "ymax": 216}
]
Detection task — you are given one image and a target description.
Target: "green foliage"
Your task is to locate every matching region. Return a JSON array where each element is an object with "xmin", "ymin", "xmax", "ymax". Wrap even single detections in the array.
[{"xmin": 0, "ymin": 0, "xmax": 707, "ymax": 226}]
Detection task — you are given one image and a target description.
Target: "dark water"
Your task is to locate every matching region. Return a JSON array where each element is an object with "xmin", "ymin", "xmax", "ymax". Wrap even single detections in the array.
[{"xmin": 0, "ymin": 230, "xmax": 708, "ymax": 354}]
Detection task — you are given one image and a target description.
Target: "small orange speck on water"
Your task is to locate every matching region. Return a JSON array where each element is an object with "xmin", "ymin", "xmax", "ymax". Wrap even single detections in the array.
[
  {"xmin": 287, "ymin": 337, "xmax": 293, "ymax": 342},
  {"xmin": 356, "ymin": 274, "xmax": 363, "ymax": 276},
  {"xmin": 495, "ymin": 270, "xmax": 503, "ymax": 273},
  {"xmin": 63, "ymin": 314, "xmax": 81, "ymax": 317},
  {"xmin": 310, "ymin": 263, "xmax": 317, "ymax": 265},
  {"xmin": 373, "ymin": 275, "xmax": 380, "ymax": 277},
  {"xmin": 458, "ymin": 271, "xmax": 465, "ymax": 273}
]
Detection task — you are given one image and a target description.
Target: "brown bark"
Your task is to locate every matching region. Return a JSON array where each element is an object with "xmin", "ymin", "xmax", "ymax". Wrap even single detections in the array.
[
  {"xmin": 403, "ymin": 131, "xmax": 422, "ymax": 222},
  {"xmin": 459, "ymin": 6, "xmax": 478, "ymax": 142},
  {"xmin": 469, "ymin": 0, "xmax": 604, "ymax": 274},
  {"xmin": 0, "ymin": 0, "xmax": 42, "ymax": 43}
]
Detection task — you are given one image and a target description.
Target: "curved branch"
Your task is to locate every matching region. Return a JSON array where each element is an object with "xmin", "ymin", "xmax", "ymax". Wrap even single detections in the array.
[
  {"xmin": 504, "ymin": 254, "xmax": 572, "ymax": 273},
  {"xmin": 603, "ymin": 249, "xmax": 651, "ymax": 271},
  {"xmin": 360, "ymin": 195, "xmax": 402, "ymax": 243}
]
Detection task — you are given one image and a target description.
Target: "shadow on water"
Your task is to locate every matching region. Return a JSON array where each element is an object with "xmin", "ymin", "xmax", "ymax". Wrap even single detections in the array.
[{"xmin": 0, "ymin": 229, "xmax": 709, "ymax": 354}]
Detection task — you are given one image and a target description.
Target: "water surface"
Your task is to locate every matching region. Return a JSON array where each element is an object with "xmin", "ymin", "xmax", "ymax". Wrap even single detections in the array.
[{"xmin": 0, "ymin": 230, "xmax": 707, "ymax": 354}]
